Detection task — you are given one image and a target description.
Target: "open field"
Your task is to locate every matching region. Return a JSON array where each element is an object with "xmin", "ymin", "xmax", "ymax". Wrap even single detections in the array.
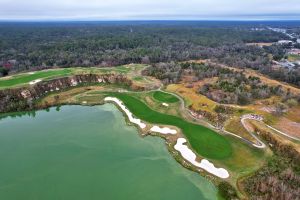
[
  {"xmin": 246, "ymin": 42, "xmax": 274, "ymax": 47},
  {"xmin": 250, "ymin": 120, "xmax": 300, "ymax": 152},
  {"xmin": 273, "ymin": 117, "xmax": 300, "ymax": 138}
]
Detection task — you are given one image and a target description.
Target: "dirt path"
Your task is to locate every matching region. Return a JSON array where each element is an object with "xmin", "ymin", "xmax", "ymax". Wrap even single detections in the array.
[{"xmin": 265, "ymin": 124, "xmax": 300, "ymax": 141}]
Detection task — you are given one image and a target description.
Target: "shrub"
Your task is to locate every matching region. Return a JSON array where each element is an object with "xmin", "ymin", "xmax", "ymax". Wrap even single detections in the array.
[{"xmin": 218, "ymin": 182, "xmax": 238, "ymax": 200}]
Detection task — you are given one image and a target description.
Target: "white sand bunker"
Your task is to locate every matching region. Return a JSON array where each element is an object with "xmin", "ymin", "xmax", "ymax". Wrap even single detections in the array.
[
  {"xmin": 162, "ymin": 103, "xmax": 169, "ymax": 107},
  {"xmin": 174, "ymin": 138, "xmax": 229, "ymax": 179},
  {"xmin": 104, "ymin": 97, "xmax": 146, "ymax": 129},
  {"xmin": 29, "ymin": 79, "xmax": 42, "ymax": 85},
  {"xmin": 150, "ymin": 126, "xmax": 177, "ymax": 135},
  {"xmin": 28, "ymin": 72, "xmax": 35, "ymax": 75}
]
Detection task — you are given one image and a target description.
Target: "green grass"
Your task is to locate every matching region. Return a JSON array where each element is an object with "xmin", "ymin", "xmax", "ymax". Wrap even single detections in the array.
[
  {"xmin": 152, "ymin": 91, "xmax": 179, "ymax": 103},
  {"xmin": 0, "ymin": 69, "xmax": 72, "ymax": 88},
  {"xmin": 105, "ymin": 92, "xmax": 232, "ymax": 160},
  {"xmin": 0, "ymin": 64, "xmax": 148, "ymax": 89}
]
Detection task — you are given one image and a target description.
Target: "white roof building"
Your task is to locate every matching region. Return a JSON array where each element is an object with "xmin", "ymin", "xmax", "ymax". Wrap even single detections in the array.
[{"xmin": 277, "ymin": 40, "xmax": 293, "ymax": 45}]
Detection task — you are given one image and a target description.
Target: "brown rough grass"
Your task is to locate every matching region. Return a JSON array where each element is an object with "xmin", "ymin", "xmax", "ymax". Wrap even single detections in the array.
[
  {"xmin": 38, "ymin": 86, "xmax": 103, "ymax": 105},
  {"xmin": 166, "ymin": 82, "xmax": 217, "ymax": 112},
  {"xmin": 273, "ymin": 117, "xmax": 300, "ymax": 138},
  {"xmin": 225, "ymin": 117, "xmax": 257, "ymax": 143}
]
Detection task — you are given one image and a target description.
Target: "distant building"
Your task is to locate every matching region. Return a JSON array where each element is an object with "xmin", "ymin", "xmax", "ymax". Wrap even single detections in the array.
[
  {"xmin": 273, "ymin": 60, "xmax": 295, "ymax": 70},
  {"xmin": 277, "ymin": 40, "xmax": 293, "ymax": 45},
  {"xmin": 278, "ymin": 60, "xmax": 295, "ymax": 69},
  {"xmin": 250, "ymin": 28, "xmax": 265, "ymax": 31},
  {"xmin": 269, "ymin": 27, "xmax": 287, "ymax": 34}
]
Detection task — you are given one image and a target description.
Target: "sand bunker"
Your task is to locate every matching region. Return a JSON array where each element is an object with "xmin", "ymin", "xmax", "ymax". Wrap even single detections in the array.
[
  {"xmin": 150, "ymin": 126, "xmax": 177, "ymax": 135},
  {"xmin": 174, "ymin": 138, "xmax": 229, "ymax": 179},
  {"xmin": 104, "ymin": 97, "xmax": 146, "ymax": 129},
  {"xmin": 29, "ymin": 79, "xmax": 42, "ymax": 85},
  {"xmin": 162, "ymin": 103, "xmax": 169, "ymax": 107}
]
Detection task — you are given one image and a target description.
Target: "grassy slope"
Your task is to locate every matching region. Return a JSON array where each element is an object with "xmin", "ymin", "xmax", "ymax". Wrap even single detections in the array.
[
  {"xmin": 152, "ymin": 91, "xmax": 179, "ymax": 103},
  {"xmin": 105, "ymin": 92, "xmax": 232, "ymax": 160}
]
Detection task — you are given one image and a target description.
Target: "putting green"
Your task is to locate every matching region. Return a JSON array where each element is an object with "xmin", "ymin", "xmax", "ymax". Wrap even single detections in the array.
[
  {"xmin": 105, "ymin": 92, "xmax": 232, "ymax": 160},
  {"xmin": 152, "ymin": 91, "xmax": 179, "ymax": 103}
]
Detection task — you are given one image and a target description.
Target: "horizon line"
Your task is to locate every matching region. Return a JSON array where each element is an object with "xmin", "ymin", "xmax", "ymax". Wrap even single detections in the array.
[{"xmin": 1, "ymin": 19, "xmax": 300, "ymax": 23}]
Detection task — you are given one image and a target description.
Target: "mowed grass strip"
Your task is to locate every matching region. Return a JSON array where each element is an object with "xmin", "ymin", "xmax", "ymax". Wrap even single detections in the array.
[
  {"xmin": 106, "ymin": 92, "xmax": 232, "ymax": 160},
  {"xmin": 152, "ymin": 91, "xmax": 179, "ymax": 103},
  {"xmin": 0, "ymin": 69, "xmax": 72, "ymax": 88}
]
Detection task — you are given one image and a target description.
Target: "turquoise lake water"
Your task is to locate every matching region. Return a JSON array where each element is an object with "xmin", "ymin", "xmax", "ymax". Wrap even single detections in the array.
[{"xmin": 0, "ymin": 104, "xmax": 218, "ymax": 200}]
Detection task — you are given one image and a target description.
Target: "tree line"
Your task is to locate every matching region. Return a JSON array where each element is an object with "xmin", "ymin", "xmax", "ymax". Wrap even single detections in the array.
[{"xmin": 1, "ymin": 22, "xmax": 299, "ymax": 86}]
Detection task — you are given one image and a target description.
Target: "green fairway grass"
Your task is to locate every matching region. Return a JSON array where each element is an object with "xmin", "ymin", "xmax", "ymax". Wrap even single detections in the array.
[
  {"xmin": 0, "ymin": 64, "xmax": 148, "ymax": 89},
  {"xmin": 152, "ymin": 91, "xmax": 179, "ymax": 103},
  {"xmin": 0, "ymin": 69, "xmax": 72, "ymax": 88},
  {"xmin": 105, "ymin": 92, "xmax": 232, "ymax": 160}
]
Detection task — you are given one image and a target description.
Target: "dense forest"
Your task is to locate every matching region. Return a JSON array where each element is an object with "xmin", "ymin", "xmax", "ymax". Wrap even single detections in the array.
[
  {"xmin": 144, "ymin": 62, "xmax": 300, "ymax": 105},
  {"xmin": 0, "ymin": 21, "xmax": 299, "ymax": 86}
]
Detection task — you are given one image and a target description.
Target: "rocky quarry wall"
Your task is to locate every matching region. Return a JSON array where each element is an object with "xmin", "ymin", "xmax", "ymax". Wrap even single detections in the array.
[{"xmin": 0, "ymin": 74, "xmax": 135, "ymax": 113}]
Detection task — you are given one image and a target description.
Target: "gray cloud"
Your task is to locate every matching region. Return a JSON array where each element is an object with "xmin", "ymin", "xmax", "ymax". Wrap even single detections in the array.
[{"xmin": 0, "ymin": 0, "xmax": 300, "ymax": 20}]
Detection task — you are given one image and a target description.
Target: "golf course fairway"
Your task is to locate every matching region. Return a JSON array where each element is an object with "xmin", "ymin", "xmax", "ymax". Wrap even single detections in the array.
[{"xmin": 105, "ymin": 92, "xmax": 232, "ymax": 159}]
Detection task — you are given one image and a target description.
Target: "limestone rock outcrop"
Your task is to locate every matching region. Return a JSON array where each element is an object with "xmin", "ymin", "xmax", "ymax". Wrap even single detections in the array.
[{"xmin": 0, "ymin": 74, "xmax": 132, "ymax": 113}]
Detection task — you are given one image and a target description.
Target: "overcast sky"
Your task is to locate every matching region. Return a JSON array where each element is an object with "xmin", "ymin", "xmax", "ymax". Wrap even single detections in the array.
[{"xmin": 1, "ymin": 0, "xmax": 300, "ymax": 21}]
